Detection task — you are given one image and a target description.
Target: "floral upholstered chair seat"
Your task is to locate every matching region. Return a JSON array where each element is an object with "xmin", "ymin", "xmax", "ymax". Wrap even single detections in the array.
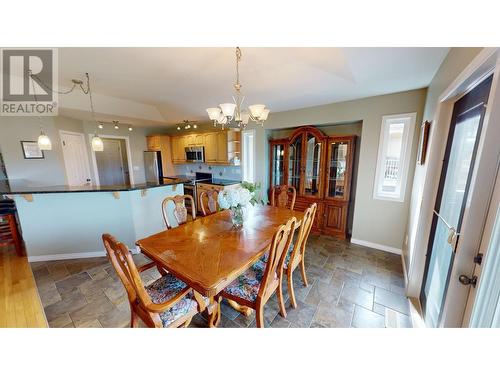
[
  {"xmin": 223, "ymin": 260, "xmax": 267, "ymax": 302},
  {"xmin": 259, "ymin": 244, "xmax": 294, "ymax": 268},
  {"xmin": 146, "ymin": 273, "xmax": 200, "ymax": 327}
]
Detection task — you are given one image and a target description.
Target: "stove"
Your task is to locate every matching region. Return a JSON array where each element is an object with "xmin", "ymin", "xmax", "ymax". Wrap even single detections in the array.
[{"xmin": 166, "ymin": 173, "xmax": 212, "ymax": 212}]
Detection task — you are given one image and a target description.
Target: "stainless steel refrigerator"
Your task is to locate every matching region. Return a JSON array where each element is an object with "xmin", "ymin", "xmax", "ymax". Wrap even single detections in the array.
[{"xmin": 144, "ymin": 151, "xmax": 163, "ymax": 184}]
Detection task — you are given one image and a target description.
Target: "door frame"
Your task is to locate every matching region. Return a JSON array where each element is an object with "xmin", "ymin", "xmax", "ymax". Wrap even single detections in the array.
[
  {"xmin": 406, "ymin": 48, "xmax": 500, "ymax": 327},
  {"xmin": 464, "ymin": 161, "xmax": 500, "ymax": 326},
  {"xmin": 419, "ymin": 77, "xmax": 492, "ymax": 326},
  {"xmin": 59, "ymin": 130, "xmax": 92, "ymax": 186},
  {"xmin": 88, "ymin": 134, "xmax": 135, "ymax": 186}
]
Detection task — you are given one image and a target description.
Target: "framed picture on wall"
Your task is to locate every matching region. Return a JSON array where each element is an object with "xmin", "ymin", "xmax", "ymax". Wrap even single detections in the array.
[
  {"xmin": 21, "ymin": 141, "xmax": 45, "ymax": 159},
  {"xmin": 417, "ymin": 121, "xmax": 431, "ymax": 165}
]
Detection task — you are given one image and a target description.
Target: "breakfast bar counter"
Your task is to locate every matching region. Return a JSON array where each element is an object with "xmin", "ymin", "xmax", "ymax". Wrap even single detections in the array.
[{"xmin": 1, "ymin": 179, "xmax": 187, "ymax": 261}]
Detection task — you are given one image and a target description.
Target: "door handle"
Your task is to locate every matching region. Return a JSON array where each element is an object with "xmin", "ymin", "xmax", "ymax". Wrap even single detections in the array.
[{"xmin": 458, "ymin": 275, "xmax": 477, "ymax": 287}]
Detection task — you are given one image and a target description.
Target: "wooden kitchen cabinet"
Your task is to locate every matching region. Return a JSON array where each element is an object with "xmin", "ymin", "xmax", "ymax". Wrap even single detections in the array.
[
  {"xmin": 203, "ymin": 133, "xmax": 218, "ymax": 162},
  {"xmin": 216, "ymin": 131, "xmax": 228, "ymax": 163},
  {"xmin": 147, "ymin": 135, "xmax": 175, "ymax": 176},
  {"xmin": 171, "ymin": 136, "xmax": 187, "ymax": 163},
  {"xmin": 146, "ymin": 135, "xmax": 161, "ymax": 151},
  {"xmin": 196, "ymin": 182, "xmax": 240, "ymax": 214},
  {"xmin": 170, "ymin": 130, "xmax": 240, "ymax": 165}
]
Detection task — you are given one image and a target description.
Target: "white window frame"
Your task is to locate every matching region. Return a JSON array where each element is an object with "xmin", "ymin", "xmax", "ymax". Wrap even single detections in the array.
[
  {"xmin": 373, "ymin": 112, "xmax": 416, "ymax": 202},
  {"xmin": 242, "ymin": 129, "xmax": 256, "ymax": 183}
]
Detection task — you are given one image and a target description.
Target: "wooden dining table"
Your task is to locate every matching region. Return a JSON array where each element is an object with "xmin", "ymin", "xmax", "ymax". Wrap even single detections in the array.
[{"xmin": 136, "ymin": 204, "xmax": 304, "ymax": 327}]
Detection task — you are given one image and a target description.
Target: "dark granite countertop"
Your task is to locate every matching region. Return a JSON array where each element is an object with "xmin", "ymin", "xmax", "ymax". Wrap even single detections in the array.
[
  {"xmin": 202, "ymin": 179, "xmax": 241, "ymax": 186},
  {"xmin": 0, "ymin": 178, "xmax": 189, "ymax": 195}
]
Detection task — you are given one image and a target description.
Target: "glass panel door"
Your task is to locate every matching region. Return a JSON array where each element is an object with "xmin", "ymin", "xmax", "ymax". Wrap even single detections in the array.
[
  {"xmin": 304, "ymin": 133, "xmax": 322, "ymax": 196},
  {"xmin": 327, "ymin": 141, "xmax": 348, "ymax": 199},
  {"xmin": 271, "ymin": 143, "xmax": 285, "ymax": 186},
  {"xmin": 421, "ymin": 76, "xmax": 492, "ymax": 327},
  {"xmin": 288, "ymin": 135, "xmax": 302, "ymax": 191}
]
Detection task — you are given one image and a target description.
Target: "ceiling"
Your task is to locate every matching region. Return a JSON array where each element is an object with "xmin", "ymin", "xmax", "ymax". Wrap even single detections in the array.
[{"xmin": 58, "ymin": 47, "xmax": 450, "ymax": 127}]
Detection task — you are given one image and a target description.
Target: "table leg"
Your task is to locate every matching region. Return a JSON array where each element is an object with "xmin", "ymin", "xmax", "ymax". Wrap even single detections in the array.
[
  {"xmin": 226, "ymin": 299, "xmax": 253, "ymax": 316},
  {"xmin": 208, "ymin": 296, "xmax": 221, "ymax": 328}
]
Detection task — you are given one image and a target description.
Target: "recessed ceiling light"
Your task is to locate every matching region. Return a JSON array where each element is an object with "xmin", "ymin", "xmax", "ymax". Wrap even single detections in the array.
[
  {"xmin": 98, "ymin": 123, "xmax": 104, "ymax": 129},
  {"xmin": 114, "ymin": 125, "xmax": 119, "ymax": 130},
  {"xmin": 128, "ymin": 127, "xmax": 133, "ymax": 132}
]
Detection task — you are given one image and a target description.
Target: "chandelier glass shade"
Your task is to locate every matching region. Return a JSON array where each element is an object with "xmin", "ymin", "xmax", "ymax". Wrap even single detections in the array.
[{"xmin": 206, "ymin": 47, "xmax": 269, "ymax": 129}]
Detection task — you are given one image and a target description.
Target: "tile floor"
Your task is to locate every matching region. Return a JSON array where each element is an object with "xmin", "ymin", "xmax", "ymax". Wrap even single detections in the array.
[{"xmin": 31, "ymin": 234, "xmax": 412, "ymax": 328}]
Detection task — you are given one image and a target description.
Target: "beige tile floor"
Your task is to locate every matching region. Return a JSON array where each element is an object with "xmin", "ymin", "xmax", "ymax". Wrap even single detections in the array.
[{"xmin": 31, "ymin": 234, "xmax": 412, "ymax": 328}]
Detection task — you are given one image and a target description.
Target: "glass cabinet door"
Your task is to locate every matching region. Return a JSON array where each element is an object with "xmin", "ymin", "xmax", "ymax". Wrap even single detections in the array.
[
  {"xmin": 327, "ymin": 140, "xmax": 349, "ymax": 199},
  {"xmin": 288, "ymin": 135, "xmax": 302, "ymax": 191},
  {"xmin": 271, "ymin": 143, "xmax": 286, "ymax": 186},
  {"xmin": 303, "ymin": 133, "xmax": 322, "ymax": 197}
]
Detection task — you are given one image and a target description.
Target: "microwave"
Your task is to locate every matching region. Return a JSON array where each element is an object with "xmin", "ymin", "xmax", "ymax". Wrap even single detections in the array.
[{"xmin": 185, "ymin": 146, "xmax": 205, "ymax": 163}]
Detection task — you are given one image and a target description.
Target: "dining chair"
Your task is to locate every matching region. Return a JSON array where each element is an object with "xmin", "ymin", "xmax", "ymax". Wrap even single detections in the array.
[
  {"xmin": 102, "ymin": 234, "xmax": 206, "ymax": 328},
  {"xmin": 220, "ymin": 216, "xmax": 297, "ymax": 327},
  {"xmin": 161, "ymin": 195, "xmax": 196, "ymax": 229},
  {"xmin": 270, "ymin": 185, "xmax": 296, "ymax": 210},
  {"xmin": 284, "ymin": 203, "xmax": 317, "ymax": 308},
  {"xmin": 199, "ymin": 190, "xmax": 219, "ymax": 216}
]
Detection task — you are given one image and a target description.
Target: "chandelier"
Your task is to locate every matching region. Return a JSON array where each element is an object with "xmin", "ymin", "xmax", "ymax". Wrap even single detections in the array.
[{"xmin": 206, "ymin": 47, "xmax": 269, "ymax": 129}]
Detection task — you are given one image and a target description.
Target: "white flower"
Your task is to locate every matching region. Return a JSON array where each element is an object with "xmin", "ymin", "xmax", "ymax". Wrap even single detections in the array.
[
  {"xmin": 238, "ymin": 188, "xmax": 252, "ymax": 206},
  {"xmin": 218, "ymin": 187, "xmax": 253, "ymax": 209},
  {"xmin": 228, "ymin": 189, "xmax": 240, "ymax": 207}
]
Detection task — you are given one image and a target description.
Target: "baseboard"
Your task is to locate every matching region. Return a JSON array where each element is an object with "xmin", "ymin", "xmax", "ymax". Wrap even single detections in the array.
[
  {"xmin": 27, "ymin": 246, "xmax": 141, "ymax": 262},
  {"xmin": 350, "ymin": 238, "xmax": 402, "ymax": 255}
]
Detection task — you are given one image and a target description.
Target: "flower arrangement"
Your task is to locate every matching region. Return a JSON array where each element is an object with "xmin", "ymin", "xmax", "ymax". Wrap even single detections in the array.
[{"xmin": 218, "ymin": 182, "xmax": 262, "ymax": 227}]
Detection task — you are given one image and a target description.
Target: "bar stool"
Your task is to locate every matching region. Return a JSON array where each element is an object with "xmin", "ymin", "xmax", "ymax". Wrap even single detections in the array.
[{"xmin": 0, "ymin": 201, "xmax": 24, "ymax": 257}]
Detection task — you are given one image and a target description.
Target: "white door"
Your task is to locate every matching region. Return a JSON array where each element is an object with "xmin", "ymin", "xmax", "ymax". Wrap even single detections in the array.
[
  {"xmin": 60, "ymin": 131, "xmax": 92, "ymax": 186},
  {"xmin": 464, "ymin": 165, "xmax": 500, "ymax": 327},
  {"xmin": 95, "ymin": 139, "xmax": 127, "ymax": 185}
]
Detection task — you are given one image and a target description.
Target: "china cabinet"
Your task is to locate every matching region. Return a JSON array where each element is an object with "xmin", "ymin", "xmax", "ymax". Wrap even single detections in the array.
[{"xmin": 269, "ymin": 126, "xmax": 355, "ymax": 238}]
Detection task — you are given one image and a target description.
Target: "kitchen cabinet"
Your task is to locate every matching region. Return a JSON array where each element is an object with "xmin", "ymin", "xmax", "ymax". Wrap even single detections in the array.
[
  {"xmin": 216, "ymin": 131, "xmax": 228, "ymax": 163},
  {"xmin": 172, "ymin": 136, "xmax": 186, "ymax": 163},
  {"xmin": 203, "ymin": 133, "xmax": 217, "ymax": 163},
  {"xmin": 268, "ymin": 126, "xmax": 356, "ymax": 238},
  {"xmin": 170, "ymin": 130, "xmax": 240, "ymax": 165},
  {"xmin": 146, "ymin": 136, "xmax": 161, "ymax": 151},
  {"xmin": 146, "ymin": 135, "xmax": 175, "ymax": 176},
  {"xmin": 196, "ymin": 182, "xmax": 240, "ymax": 214}
]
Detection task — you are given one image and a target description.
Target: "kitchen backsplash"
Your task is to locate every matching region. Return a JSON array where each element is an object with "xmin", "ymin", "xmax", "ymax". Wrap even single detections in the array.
[{"xmin": 173, "ymin": 164, "xmax": 242, "ymax": 181}]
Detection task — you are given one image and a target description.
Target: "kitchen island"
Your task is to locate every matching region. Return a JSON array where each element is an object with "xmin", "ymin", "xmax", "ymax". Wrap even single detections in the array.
[{"xmin": 0, "ymin": 179, "xmax": 188, "ymax": 261}]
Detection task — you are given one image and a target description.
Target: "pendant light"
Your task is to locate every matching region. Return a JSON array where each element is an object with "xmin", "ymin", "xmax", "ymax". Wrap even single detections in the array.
[
  {"xmin": 91, "ymin": 134, "xmax": 104, "ymax": 151},
  {"xmin": 30, "ymin": 70, "xmax": 53, "ymax": 151},
  {"xmin": 84, "ymin": 73, "xmax": 104, "ymax": 152},
  {"xmin": 37, "ymin": 129, "xmax": 52, "ymax": 150}
]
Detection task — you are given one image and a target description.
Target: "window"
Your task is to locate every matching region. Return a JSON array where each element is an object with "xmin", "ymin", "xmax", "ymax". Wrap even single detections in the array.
[
  {"xmin": 242, "ymin": 129, "xmax": 255, "ymax": 183},
  {"xmin": 373, "ymin": 112, "xmax": 416, "ymax": 201}
]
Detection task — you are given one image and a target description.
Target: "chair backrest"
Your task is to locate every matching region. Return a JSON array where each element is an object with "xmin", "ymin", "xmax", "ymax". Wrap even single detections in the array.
[
  {"xmin": 102, "ymin": 234, "xmax": 152, "ymax": 308},
  {"xmin": 199, "ymin": 190, "xmax": 219, "ymax": 216},
  {"xmin": 288, "ymin": 203, "xmax": 317, "ymax": 269},
  {"xmin": 258, "ymin": 216, "xmax": 297, "ymax": 301},
  {"xmin": 270, "ymin": 185, "xmax": 297, "ymax": 210},
  {"xmin": 161, "ymin": 195, "xmax": 196, "ymax": 229}
]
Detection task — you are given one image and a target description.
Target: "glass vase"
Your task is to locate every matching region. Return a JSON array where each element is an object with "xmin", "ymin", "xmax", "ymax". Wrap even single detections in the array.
[{"xmin": 230, "ymin": 206, "xmax": 245, "ymax": 228}]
